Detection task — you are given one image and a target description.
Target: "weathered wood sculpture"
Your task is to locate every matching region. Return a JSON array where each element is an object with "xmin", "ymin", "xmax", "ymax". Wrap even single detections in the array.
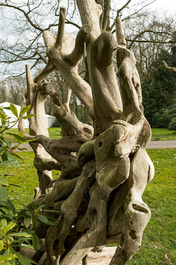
[{"xmin": 19, "ymin": 1, "xmax": 154, "ymax": 264}]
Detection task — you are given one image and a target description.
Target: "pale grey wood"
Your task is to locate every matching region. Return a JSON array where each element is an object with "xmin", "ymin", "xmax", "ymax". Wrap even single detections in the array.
[{"xmin": 18, "ymin": 2, "xmax": 154, "ymax": 264}]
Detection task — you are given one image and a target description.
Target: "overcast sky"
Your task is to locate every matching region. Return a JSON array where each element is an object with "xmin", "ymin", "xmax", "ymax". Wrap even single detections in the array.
[{"xmin": 150, "ymin": 0, "xmax": 175, "ymax": 13}]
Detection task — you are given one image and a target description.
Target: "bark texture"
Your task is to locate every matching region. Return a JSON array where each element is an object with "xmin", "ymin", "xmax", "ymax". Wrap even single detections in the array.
[{"xmin": 18, "ymin": 1, "xmax": 154, "ymax": 264}]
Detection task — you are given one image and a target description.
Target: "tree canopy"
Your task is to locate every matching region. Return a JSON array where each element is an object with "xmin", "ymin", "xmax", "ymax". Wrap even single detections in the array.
[{"xmin": 142, "ymin": 47, "xmax": 176, "ymax": 128}]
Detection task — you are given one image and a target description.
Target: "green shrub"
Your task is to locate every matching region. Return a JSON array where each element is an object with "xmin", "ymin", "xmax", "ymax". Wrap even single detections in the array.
[
  {"xmin": 151, "ymin": 105, "xmax": 176, "ymax": 128},
  {"xmin": 168, "ymin": 117, "xmax": 176, "ymax": 130}
]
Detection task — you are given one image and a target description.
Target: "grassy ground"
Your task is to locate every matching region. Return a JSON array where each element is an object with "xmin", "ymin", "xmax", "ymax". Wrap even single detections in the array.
[
  {"xmin": 4, "ymin": 127, "xmax": 176, "ymax": 143},
  {"xmin": 128, "ymin": 148, "xmax": 176, "ymax": 265},
  {"xmin": 0, "ymin": 148, "xmax": 176, "ymax": 264},
  {"xmin": 4, "ymin": 127, "xmax": 62, "ymax": 143},
  {"xmin": 151, "ymin": 128, "xmax": 176, "ymax": 141},
  {"xmin": 0, "ymin": 152, "xmax": 59, "ymax": 207},
  {"xmin": 0, "ymin": 152, "xmax": 37, "ymax": 207}
]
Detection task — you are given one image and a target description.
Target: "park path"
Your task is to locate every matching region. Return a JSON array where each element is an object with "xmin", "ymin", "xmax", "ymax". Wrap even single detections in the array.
[
  {"xmin": 13, "ymin": 140, "xmax": 176, "ymax": 151},
  {"xmin": 147, "ymin": 140, "xmax": 176, "ymax": 149}
]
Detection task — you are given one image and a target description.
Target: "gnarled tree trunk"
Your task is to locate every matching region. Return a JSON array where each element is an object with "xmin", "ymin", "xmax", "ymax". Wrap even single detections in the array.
[{"xmin": 19, "ymin": 1, "xmax": 154, "ymax": 264}]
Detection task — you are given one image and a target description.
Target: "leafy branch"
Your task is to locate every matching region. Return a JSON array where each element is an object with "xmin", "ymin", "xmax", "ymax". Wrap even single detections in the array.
[{"xmin": 0, "ymin": 103, "xmax": 35, "ymax": 166}]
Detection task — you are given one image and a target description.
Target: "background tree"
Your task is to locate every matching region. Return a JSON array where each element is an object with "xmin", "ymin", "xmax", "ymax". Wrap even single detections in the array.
[
  {"xmin": 0, "ymin": 77, "xmax": 25, "ymax": 105},
  {"xmin": 142, "ymin": 46, "xmax": 176, "ymax": 127},
  {"xmin": 0, "ymin": 80, "xmax": 8, "ymax": 103}
]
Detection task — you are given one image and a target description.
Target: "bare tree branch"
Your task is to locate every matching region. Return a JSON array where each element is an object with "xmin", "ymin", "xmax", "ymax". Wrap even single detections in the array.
[
  {"xmin": 123, "ymin": 0, "xmax": 157, "ymax": 21},
  {"xmin": 65, "ymin": 18, "xmax": 81, "ymax": 29},
  {"xmin": 0, "ymin": 3, "xmax": 44, "ymax": 32},
  {"xmin": 55, "ymin": 7, "xmax": 66, "ymax": 49},
  {"xmin": 162, "ymin": 61, "xmax": 176, "ymax": 73},
  {"xmin": 127, "ymin": 30, "xmax": 174, "ymax": 49},
  {"xmin": 126, "ymin": 38, "xmax": 175, "ymax": 46},
  {"xmin": 110, "ymin": 0, "xmax": 132, "ymax": 31},
  {"xmin": 117, "ymin": 0, "xmax": 131, "ymax": 18}
]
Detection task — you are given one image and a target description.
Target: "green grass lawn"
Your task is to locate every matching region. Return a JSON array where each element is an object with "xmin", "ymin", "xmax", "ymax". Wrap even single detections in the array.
[
  {"xmin": 4, "ymin": 127, "xmax": 62, "ymax": 143},
  {"xmin": 128, "ymin": 148, "xmax": 176, "ymax": 265},
  {"xmin": 0, "ymin": 152, "xmax": 59, "ymax": 207},
  {"xmin": 151, "ymin": 128, "xmax": 176, "ymax": 141},
  {"xmin": 48, "ymin": 127, "xmax": 62, "ymax": 139},
  {"xmin": 0, "ymin": 152, "xmax": 37, "ymax": 207},
  {"xmin": 0, "ymin": 148, "xmax": 176, "ymax": 264}
]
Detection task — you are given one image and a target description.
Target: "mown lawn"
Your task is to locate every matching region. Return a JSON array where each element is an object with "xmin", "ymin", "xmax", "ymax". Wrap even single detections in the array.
[
  {"xmin": 151, "ymin": 128, "xmax": 176, "ymax": 141},
  {"xmin": 4, "ymin": 127, "xmax": 62, "ymax": 143},
  {"xmin": 0, "ymin": 152, "xmax": 59, "ymax": 207},
  {"xmin": 128, "ymin": 148, "xmax": 176, "ymax": 265},
  {"xmin": 0, "ymin": 149, "xmax": 176, "ymax": 264}
]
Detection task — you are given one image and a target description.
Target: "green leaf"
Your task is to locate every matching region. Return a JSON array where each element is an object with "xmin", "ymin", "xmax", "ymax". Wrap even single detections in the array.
[
  {"xmin": 19, "ymin": 105, "xmax": 31, "ymax": 117},
  {"xmin": 36, "ymin": 214, "xmax": 48, "ymax": 224},
  {"xmin": 0, "ymin": 253, "xmax": 16, "ymax": 263},
  {"xmin": 0, "ymin": 111, "xmax": 6, "ymax": 119},
  {"xmin": 0, "ymin": 218, "xmax": 7, "ymax": 230},
  {"xmin": 5, "ymin": 221, "xmax": 16, "ymax": 233},
  {"xmin": 6, "ymin": 133, "xmax": 28, "ymax": 142},
  {"xmin": 16, "ymin": 243, "xmax": 34, "ymax": 251},
  {"xmin": 24, "ymin": 216, "xmax": 32, "ymax": 229},
  {"xmin": 43, "ymin": 209, "xmax": 61, "ymax": 213},
  {"xmin": 9, "ymin": 145, "xmax": 18, "ymax": 151},
  {"xmin": 0, "ymin": 147, "xmax": 5, "ymax": 153},
  {"xmin": 0, "ymin": 209, "xmax": 7, "ymax": 215},
  {"xmin": 8, "ymin": 252, "xmax": 16, "ymax": 265},
  {"xmin": 14, "ymin": 251, "xmax": 37, "ymax": 265},
  {"xmin": 19, "ymin": 204, "xmax": 35, "ymax": 211},
  {"xmin": 10, "ymin": 103, "xmax": 18, "ymax": 117},
  {"xmin": 0, "ymin": 178, "xmax": 9, "ymax": 186},
  {"xmin": 45, "ymin": 220, "xmax": 57, "ymax": 225},
  {"xmin": 8, "ymin": 183, "xmax": 21, "ymax": 188},
  {"xmin": 0, "ymin": 138, "xmax": 8, "ymax": 147},
  {"xmin": 7, "ymin": 199, "xmax": 16, "ymax": 215},
  {"xmin": 8, "ymin": 232, "xmax": 32, "ymax": 238},
  {"xmin": 0, "ymin": 240, "xmax": 4, "ymax": 251},
  {"xmin": 3, "ymin": 107, "xmax": 10, "ymax": 110},
  {"xmin": 0, "ymin": 117, "xmax": 7, "ymax": 126},
  {"xmin": 0, "ymin": 108, "xmax": 5, "ymax": 113},
  {"xmin": 2, "ymin": 152, "xmax": 8, "ymax": 161},
  {"xmin": 0, "ymin": 186, "xmax": 8, "ymax": 200},
  {"xmin": 24, "ymin": 211, "xmax": 33, "ymax": 218},
  {"xmin": 0, "ymin": 200, "xmax": 9, "ymax": 208},
  {"xmin": 32, "ymin": 233, "xmax": 41, "ymax": 252},
  {"xmin": 6, "ymin": 153, "xmax": 17, "ymax": 161},
  {"xmin": 22, "ymin": 114, "xmax": 36, "ymax": 119},
  {"xmin": 37, "ymin": 204, "xmax": 46, "ymax": 210},
  {"xmin": 9, "ymin": 152, "xmax": 23, "ymax": 161},
  {"xmin": 18, "ymin": 147, "xmax": 28, "ymax": 151},
  {"xmin": 2, "ymin": 249, "xmax": 16, "ymax": 265}
]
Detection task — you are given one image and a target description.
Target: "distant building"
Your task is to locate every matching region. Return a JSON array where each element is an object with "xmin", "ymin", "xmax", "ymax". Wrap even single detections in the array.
[{"xmin": 0, "ymin": 102, "xmax": 56, "ymax": 128}]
